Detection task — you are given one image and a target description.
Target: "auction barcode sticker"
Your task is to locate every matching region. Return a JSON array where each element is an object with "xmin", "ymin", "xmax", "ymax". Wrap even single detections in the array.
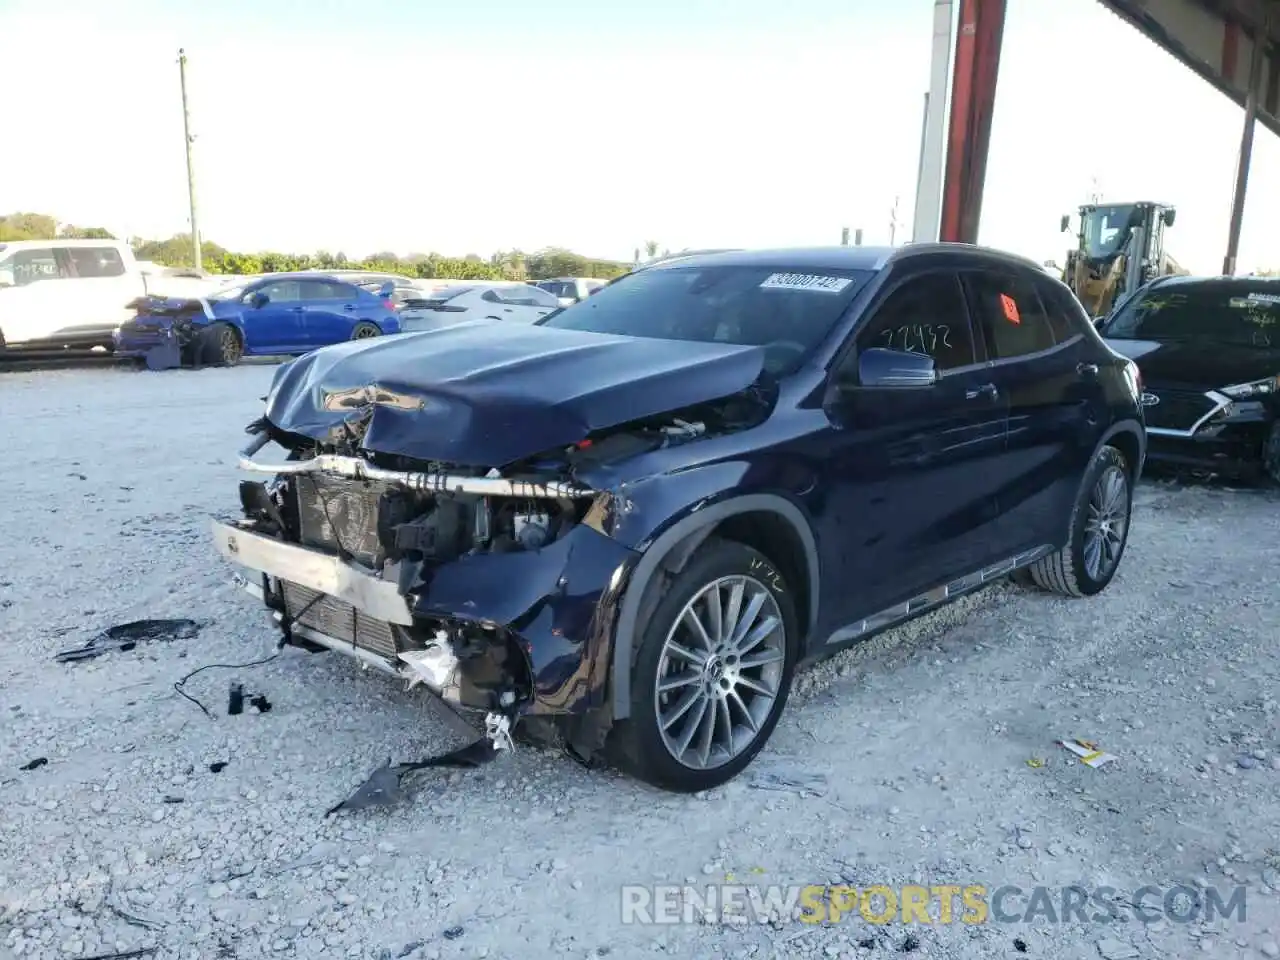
[
  {"xmin": 759, "ymin": 273, "xmax": 852, "ymax": 294},
  {"xmin": 1246, "ymin": 292, "xmax": 1280, "ymax": 305}
]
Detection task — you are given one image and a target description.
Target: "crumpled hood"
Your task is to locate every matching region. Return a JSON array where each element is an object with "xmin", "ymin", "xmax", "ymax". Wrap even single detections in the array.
[{"xmin": 265, "ymin": 319, "xmax": 766, "ymax": 467}]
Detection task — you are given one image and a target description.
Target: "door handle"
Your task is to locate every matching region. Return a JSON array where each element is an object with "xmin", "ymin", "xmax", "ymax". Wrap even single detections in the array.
[
  {"xmin": 290, "ymin": 306, "xmax": 305, "ymax": 313},
  {"xmin": 965, "ymin": 383, "xmax": 999, "ymax": 401},
  {"xmin": 342, "ymin": 304, "xmax": 356, "ymax": 311},
  {"xmin": 1077, "ymin": 362, "xmax": 1099, "ymax": 377}
]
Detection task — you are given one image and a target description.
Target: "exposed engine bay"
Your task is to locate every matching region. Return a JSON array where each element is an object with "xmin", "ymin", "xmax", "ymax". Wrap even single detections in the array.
[{"xmin": 223, "ymin": 382, "xmax": 773, "ymax": 725}]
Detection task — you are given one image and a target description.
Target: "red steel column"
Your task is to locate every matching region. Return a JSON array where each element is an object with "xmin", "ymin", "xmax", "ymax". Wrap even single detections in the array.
[{"xmin": 939, "ymin": 0, "xmax": 1008, "ymax": 244}]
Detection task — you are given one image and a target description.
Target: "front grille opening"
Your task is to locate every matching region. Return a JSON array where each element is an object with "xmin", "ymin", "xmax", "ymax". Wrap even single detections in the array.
[{"xmin": 281, "ymin": 580, "xmax": 398, "ymax": 660}]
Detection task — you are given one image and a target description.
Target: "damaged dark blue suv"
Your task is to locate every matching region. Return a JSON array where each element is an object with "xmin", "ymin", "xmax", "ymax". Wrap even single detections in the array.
[{"xmin": 212, "ymin": 245, "xmax": 1146, "ymax": 792}]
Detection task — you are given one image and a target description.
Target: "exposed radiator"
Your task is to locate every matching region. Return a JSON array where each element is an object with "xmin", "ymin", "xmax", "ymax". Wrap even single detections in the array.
[
  {"xmin": 294, "ymin": 475, "xmax": 388, "ymax": 566},
  {"xmin": 281, "ymin": 580, "xmax": 398, "ymax": 660}
]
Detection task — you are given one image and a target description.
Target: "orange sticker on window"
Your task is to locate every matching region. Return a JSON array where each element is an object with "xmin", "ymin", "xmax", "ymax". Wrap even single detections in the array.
[{"xmin": 1000, "ymin": 293, "xmax": 1021, "ymax": 324}]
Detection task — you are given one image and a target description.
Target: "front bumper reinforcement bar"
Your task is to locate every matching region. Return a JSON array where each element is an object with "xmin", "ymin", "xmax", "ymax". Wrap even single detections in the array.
[{"xmin": 237, "ymin": 433, "xmax": 594, "ymax": 500}]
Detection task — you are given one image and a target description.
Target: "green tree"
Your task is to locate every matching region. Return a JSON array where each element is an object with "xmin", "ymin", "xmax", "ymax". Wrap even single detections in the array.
[
  {"xmin": 58, "ymin": 225, "xmax": 115, "ymax": 239},
  {"xmin": 0, "ymin": 213, "xmax": 58, "ymax": 241},
  {"xmin": 643, "ymin": 240, "xmax": 660, "ymax": 258}
]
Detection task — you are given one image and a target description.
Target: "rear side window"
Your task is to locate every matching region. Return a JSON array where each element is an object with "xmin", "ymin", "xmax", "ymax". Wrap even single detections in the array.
[
  {"xmin": 964, "ymin": 271, "xmax": 1058, "ymax": 360},
  {"xmin": 855, "ymin": 272, "xmax": 977, "ymax": 371},
  {"xmin": 1035, "ymin": 278, "xmax": 1089, "ymax": 342},
  {"xmin": 300, "ymin": 281, "xmax": 351, "ymax": 300},
  {"xmin": 67, "ymin": 246, "xmax": 125, "ymax": 279}
]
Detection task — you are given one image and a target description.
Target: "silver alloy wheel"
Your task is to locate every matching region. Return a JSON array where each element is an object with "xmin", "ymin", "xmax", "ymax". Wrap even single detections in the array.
[
  {"xmin": 653, "ymin": 574, "xmax": 786, "ymax": 770},
  {"xmin": 1083, "ymin": 464, "xmax": 1129, "ymax": 580},
  {"xmin": 354, "ymin": 325, "xmax": 378, "ymax": 339}
]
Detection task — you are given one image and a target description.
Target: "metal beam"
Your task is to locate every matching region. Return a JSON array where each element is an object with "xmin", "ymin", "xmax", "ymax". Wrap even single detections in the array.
[
  {"xmin": 939, "ymin": 0, "xmax": 1007, "ymax": 244},
  {"xmin": 912, "ymin": 0, "xmax": 954, "ymax": 243},
  {"xmin": 1223, "ymin": 5, "xmax": 1270, "ymax": 274}
]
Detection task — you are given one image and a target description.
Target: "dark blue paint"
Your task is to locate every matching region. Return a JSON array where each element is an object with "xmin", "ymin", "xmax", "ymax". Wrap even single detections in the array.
[
  {"xmin": 113, "ymin": 272, "xmax": 400, "ymax": 366},
  {"xmin": 255, "ymin": 245, "xmax": 1145, "ymax": 717},
  {"xmin": 264, "ymin": 320, "xmax": 766, "ymax": 466}
]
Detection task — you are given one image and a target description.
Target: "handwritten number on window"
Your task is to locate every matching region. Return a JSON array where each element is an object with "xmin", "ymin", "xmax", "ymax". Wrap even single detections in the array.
[{"xmin": 877, "ymin": 324, "xmax": 954, "ymax": 355}]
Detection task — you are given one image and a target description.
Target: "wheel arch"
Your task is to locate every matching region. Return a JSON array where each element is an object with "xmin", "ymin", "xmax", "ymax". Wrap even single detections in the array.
[
  {"xmin": 1095, "ymin": 418, "xmax": 1145, "ymax": 486},
  {"xmin": 608, "ymin": 493, "xmax": 819, "ymax": 720}
]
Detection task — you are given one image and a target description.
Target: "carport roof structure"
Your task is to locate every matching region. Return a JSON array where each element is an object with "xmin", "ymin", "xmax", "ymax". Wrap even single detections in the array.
[{"xmin": 929, "ymin": 0, "xmax": 1278, "ymax": 274}]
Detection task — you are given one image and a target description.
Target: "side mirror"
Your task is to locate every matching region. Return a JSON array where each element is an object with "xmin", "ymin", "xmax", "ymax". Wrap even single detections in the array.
[
  {"xmin": 855, "ymin": 347, "xmax": 939, "ymax": 389},
  {"xmin": 250, "ymin": 292, "xmax": 270, "ymax": 308},
  {"xmin": 1162, "ymin": 208, "xmax": 1177, "ymax": 227},
  {"xmin": 1060, "ymin": 215, "xmax": 1070, "ymax": 233},
  {"xmin": 377, "ymin": 281, "xmax": 395, "ymax": 298}
]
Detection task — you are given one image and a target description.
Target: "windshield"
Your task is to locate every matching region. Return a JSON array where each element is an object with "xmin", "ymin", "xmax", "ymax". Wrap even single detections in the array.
[
  {"xmin": 1101, "ymin": 282, "xmax": 1280, "ymax": 349},
  {"xmin": 209, "ymin": 280, "xmax": 251, "ymax": 301},
  {"xmin": 539, "ymin": 263, "xmax": 876, "ymax": 374},
  {"xmin": 1081, "ymin": 205, "xmax": 1137, "ymax": 261}
]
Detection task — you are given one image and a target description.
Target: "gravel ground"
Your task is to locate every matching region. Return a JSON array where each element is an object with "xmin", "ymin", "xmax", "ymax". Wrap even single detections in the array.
[{"xmin": 2, "ymin": 363, "xmax": 1280, "ymax": 960}]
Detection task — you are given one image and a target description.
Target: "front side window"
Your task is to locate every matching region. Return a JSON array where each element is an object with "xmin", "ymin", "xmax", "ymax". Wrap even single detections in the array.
[
  {"xmin": 1100, "ymin": 282, "xmax": 1280, "ymax": 349},
  {"xmin": 854, "ymin": 272, "xmax": 977, "ymax": 371},
  {"xmin": 541, "ymin": 263, "xmax": 875, "ymax": 375},
  {"xmin": 66, "ymin": 246, "xmax": 125, "ymax": 278},
  {"xmin": 253, "ymin": 280, "xmax": 301, "ymax": 303},
  {"xmin": 964, "ymin": 271, "xmax": 1058, "ymax": 360}
]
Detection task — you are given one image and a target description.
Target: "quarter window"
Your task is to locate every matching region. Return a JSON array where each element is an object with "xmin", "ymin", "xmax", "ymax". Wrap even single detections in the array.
[
  {"xmin": 856, "ymin": 272, "xmax": 977, "ymax": 371},
  {"xmin": 964, "ymin": 271, "xmax": 1058, "ymax": 360}
]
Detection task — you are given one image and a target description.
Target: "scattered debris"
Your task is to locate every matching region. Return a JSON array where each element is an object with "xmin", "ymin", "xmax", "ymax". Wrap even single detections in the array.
[
  {"xmin": 1237, "ymin": 753, "xmax": 1257, "ymax": 769},
  {"xmin": 228, "ymin": 683, "xmax": 245, "ymax": 715},
  {"xmin": 162, "ymin": 795, "xmax": 184, "ymax": 804},
  {"xmin": 1013, "ymin": 936, "xmax": 1029, "ymax": 952},
  {"xmin": 1057, "ymin": 738, "xmax": 1117, "ymax": 768},
  {"xmin": 209, "ymin": 761, "xmax": 229, "ymax": 773},
  {"xmin": 249, "ymin": 692, "xmax": 272, "ymax": 713},
  {"xmin": 326, "ymin": 722, "xmax": 512, "ymax": 816},
  {"xmin": 442, "ymin": 926, "xmax": 464, "ymax": 941},
  {"xmin": 396, "ymin": 941, "xmax": 426, "ymax": 958},
  {"xmin": 1025, "ymin": 756, "xmax": 1045, "ymax": 769},
  {"xmin": 74, "ymin": 950, "xmax": 157, "ymax": 960},
  {"xmin": 56, "ymin": 618, "xmax": 203, "ymax": 663},
  {"xmin": 19, "ymin": 757, "xmax": 48, "ymax": 771},
  {"xmin": 899, "ymin": 934, "xmax": 920, "ymax": 952},
  {"xmin": 747, "ymin": 769, "xmax": 830, "ymax": 797}
]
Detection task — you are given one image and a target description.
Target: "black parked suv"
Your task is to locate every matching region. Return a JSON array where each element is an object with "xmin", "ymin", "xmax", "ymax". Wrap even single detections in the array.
[
  {"xmin": 212, "ymin": 244, "xmax": 1146, "ymax": 791},
  {"xmin": 1099, "ymin": 274, "xmax": 1280, "ymax": 482}
]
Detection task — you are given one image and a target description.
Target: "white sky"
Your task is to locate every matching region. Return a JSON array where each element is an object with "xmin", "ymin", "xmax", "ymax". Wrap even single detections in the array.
[{"xmin": 0, "ymin": 0, "xmax": 1275, "ymax": 273}]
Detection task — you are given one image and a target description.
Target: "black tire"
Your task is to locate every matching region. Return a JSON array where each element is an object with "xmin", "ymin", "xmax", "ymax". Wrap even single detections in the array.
[
  {"xmin": 1263, "ymin": 422, "xmax": 1280, "ymax": 487},
  {"xmin": 1025, "ymin": 445, "xmax": 1132, "ymax": 597},
  {"xmin": 198, "ymin": 322, "xmax": 243, "ymax": 366},
  {"xmin": 607, "ymin": 538, "xmax": 799, "ymax": 792},
  {"xmin": 351, "ymin": 321, "xmax": 380, "ymax": 341}
]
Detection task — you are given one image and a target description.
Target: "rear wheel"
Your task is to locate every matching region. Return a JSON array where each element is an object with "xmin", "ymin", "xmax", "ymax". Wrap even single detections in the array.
[
  {"xmin": 351, "ymin": 321, "xmax": 380, "ymax": 340},
  {"xmin": 607, "ymin": 538, "xmax": 798, "ymax": 792},
  {"xmin": 1024, "ymin": 445, "xmax": 1132, "ymax": 597},
  {"xmin": 198, "ymin": 322, "xmax": 243, "ymax": 366}
]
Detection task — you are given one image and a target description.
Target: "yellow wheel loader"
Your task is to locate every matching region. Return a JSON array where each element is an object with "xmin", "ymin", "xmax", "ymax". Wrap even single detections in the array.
[{"xmin": 1060, "ymin": 202, "xmax": 1186, "ymax": 318}]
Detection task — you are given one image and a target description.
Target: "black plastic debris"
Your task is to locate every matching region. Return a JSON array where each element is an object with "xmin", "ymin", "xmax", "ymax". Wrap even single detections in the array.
[
  {"xmin": 442, "ymin": 927, "xmax": 464, "ymax": 941},
  {"xmin": 899, "ymin": 935, "xmax": 921, "ymax": 953},
  {"xmin": 228, "ymin": 683, "xmax": 245, "ymax": 715},
  {"xmin": 325, "ymin": 737, "xmax": 503, "ymax": 816},
  {"xmin": 20, "ymin": 757, "xmax": 48, "ymax": 771},
  {"xmin": 1013, "ymin": 937, "xmax": 1029, "ymax": 953},
  {"xmin": 56, "ymin": 619, "xmax": 203, "ymax": 663},
  {"xmin": 163, "ymin": 795, "xmax": 184, "ymax": 804},
  {"xmin": 249, "ymin": 693, "xmax": 272, "ymax": 713},
  {"xmin": 209, "ymin": 761, "xmax": 229, "ymax": 773}
]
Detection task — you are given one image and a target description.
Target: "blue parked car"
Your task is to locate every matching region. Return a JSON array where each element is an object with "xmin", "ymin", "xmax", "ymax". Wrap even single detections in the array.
[{"xmin": 114, "ymin": 273, "xmax": 402, "ymax": 369}]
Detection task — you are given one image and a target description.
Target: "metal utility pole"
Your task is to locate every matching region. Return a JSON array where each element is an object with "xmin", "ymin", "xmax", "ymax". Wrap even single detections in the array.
[
  {"xmin": 1223, "ymin": 10, "xmax": 1269, "ymax": 276},
  {"xmin": 178, "ymin": 48, "xmax": 201, "ymax": 272}
]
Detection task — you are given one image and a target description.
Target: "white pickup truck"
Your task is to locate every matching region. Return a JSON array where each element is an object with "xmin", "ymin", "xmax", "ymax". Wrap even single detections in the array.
[{"xmin": 0, "ymin": 238, "xmax": 228, "ymax": 351}]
